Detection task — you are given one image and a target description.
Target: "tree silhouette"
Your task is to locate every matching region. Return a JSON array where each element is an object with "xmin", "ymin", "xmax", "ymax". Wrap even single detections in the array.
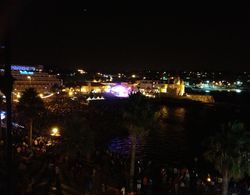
[
  {"xmin": 204, "ymin": 121, "xmax": 250, "ymax": 195},
  {"xmin": 123, "ymin": 92, "xmax": 155, "ymax": 192},
  {"xmin": 17, "ymin": 88, "xmax": 45, "ymax": 146}
]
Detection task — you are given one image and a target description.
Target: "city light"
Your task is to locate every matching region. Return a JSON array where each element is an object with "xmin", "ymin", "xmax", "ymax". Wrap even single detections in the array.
[
  {"xmin": 0, "ymin": 111, "xmax": 6, "ymax": 120},
  {"xmin": 39, "ymin": 93, "xmax": 54, "ymax": 99},
  {"xmin": 207, "ymin": 173, "xmax": 211, "ymax": 182},
  {"xmin": 15, "ymin": 92, "xmax": 21, "ymax": 99},
  {"xmin": 68, "ymin": 91, "xmax": 74, "ymax": 96},
  {"xmin": 86, "ymin": 96, "xmax": 105, "ymax": 101},
  {"xmin": 50, "ymin": 127, "xmax": 61, "ymax": 137},
  {"xmin": 110, "ymin": 85, "xmax": 130, "ymax": 97},
  {"xmin": 77, "ymin": 69, "xmax": 86, "ymax": 74},
  {"xmin": 3, "ymin": 6, "xmax": 250, "ymax": 195},
  {"xmin": 236, "ymin": 81, "xmax": 242, "ymax": 86},
  {"xmin": 11, "ymin": 65, "xmax": 36, "ymax": 71},
  {"xmin": 20, "ymin": 70, "xmax": 34, "ymax": 75}
]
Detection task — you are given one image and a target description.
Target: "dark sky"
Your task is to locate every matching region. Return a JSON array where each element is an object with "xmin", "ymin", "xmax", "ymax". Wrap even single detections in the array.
[{"xmin": 1, "ymin": 1, "xmax": 250, "ymax": 71}]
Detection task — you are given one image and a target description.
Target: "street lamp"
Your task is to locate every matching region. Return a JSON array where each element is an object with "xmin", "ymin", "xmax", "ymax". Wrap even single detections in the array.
[
  {"xmin": 27, "ymin": 76, "xmax": 31, "ymax": 85},
  {"xmin": 50, "ymin": 127, "xmax": 60, "ymax": 137}
]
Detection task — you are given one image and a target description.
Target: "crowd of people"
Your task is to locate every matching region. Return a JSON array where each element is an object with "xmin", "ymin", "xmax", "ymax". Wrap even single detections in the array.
[{"xmin": 1, "ymin": 127, "xmax": 250, "ymax": 194}]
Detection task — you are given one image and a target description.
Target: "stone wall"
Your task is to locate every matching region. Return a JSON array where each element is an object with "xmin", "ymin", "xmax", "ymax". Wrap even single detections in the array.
[{"xmin": 186, "ymin": 94, "xmax": 215, "ymax": 103}]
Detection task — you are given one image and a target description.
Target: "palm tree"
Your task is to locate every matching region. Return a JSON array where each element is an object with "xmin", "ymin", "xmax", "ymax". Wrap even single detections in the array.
[
  {"xmin": 17, "ymin": 88, "xmax": 45, "ymax": 146},
  {"xmin": 204, "ymin": 121, "xmax": 250, "ymax": 195},
  {"xmin": 123, "ymin": 93, "xmax": 155, "ymax": 192}
]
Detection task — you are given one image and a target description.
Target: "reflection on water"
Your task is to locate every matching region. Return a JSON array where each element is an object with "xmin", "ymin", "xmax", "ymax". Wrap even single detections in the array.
[
  {"xmin": 146, "ymin": 106, "xmax": 188, "ymax": 165},
  {"xmin": 108, "ymin": 136, "xmax": 144, "ymax": 156},
  {"xmin": 109, "ymin": 106, "xmax": 190, "ymax": 165},
  {"xmin": 108, "ymin": 93, "xmax": 250, "ymax": 166},
  {"xmin": 174, "ymin": 107, "xmax": 186, "ymax": 122}
]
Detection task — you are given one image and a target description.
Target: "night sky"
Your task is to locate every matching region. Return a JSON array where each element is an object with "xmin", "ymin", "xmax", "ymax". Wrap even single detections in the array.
[{"xmin": 1, "ymin": 1, "xmax": 250, "ymax": 71}]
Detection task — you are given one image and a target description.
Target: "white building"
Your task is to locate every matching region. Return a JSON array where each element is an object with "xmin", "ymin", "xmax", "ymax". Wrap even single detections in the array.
[{"xmin": 1, "ymin": 65, "xmax": 62, "ymax": 94}]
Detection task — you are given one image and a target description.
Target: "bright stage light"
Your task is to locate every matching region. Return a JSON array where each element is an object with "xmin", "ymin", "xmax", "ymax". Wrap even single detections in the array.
[{"xmin": 110, "ymin": 85, "xmax": 130, "ymax": 97}]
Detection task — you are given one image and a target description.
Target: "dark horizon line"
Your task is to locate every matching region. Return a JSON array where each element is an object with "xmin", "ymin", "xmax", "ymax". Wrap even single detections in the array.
[{"xmin": 1, "ymin": 63, "xmax": 249, "ymax": 74}]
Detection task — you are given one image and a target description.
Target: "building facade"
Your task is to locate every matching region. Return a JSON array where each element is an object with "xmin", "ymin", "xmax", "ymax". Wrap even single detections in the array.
[
  {"xmin": 1, "ymin": 65, "xmax": 62, "ymax": 94},
  {"xmin": 138, "ymin": 77, "xmax": 185, "ymax": 96}
]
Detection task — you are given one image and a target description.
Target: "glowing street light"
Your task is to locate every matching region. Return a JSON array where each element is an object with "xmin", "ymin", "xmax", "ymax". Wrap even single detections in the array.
[
  {"xmin": 207, "ymin": 174, "xmax": 211, "ymax": 182},
  {"xmin": 50, "ymin": 127, "xmax": 61, "ymax": 137},
  {"xmin": 27, "ymin": 76, "xmax": 32, "ymax": 85},
  {"xmin": 68, "ymin": 91, "xmax": 73, "ymax": 97},
  {"xmin": 16, "ymin": 92, "xmax": 21, "ymax": 99}
]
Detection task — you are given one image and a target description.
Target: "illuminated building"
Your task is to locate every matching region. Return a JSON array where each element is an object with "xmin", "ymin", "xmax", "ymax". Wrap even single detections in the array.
[
  {"xmin": 138, "ymin": 77, "xmax": 185, "ymax": 96},
  {"xmin": 80, "ymin": 82, "xmax": 110, "ymax": 93},
  {"xmin": 110, "ymin": 85, "xmax": 130, "ymax": 97},
  {"xmin": 64, "ymin": 82, "xmax": 110, "ymax": 94},
  {"xmin": 63, "ymin": 81, "xmax": 135, "ymax": 98},
  {"xmin": 0, "ymin": 65, "xmax": 62, "ymax": 93}
]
